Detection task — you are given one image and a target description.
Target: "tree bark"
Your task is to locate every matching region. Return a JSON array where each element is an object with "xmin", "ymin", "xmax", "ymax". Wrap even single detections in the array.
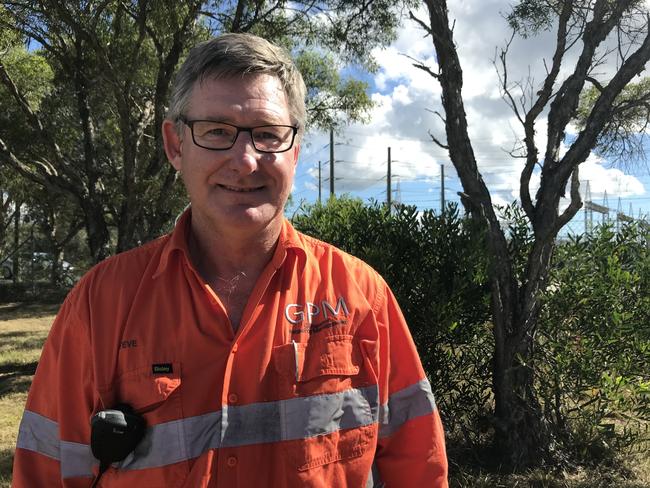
[
  {"xmin": 420, "ymin": 0, "xmax": 650, "ymax": 469},
  {"xmin": 12, "ymin": 203, "xmax": 20, "ymax": 283},
  {"xmin": 80, "ymin": 198, "xmax": 110, "ymax": 263},
  {"xmin": 421, "ymin": 0, "xmax": 553, "ymax": 468}
]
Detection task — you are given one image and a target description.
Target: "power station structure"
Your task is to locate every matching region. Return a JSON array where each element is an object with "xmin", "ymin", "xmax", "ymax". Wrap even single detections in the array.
[{"xmin": 583, "ymin": 181, "xmax": 647, "ymax": 233}]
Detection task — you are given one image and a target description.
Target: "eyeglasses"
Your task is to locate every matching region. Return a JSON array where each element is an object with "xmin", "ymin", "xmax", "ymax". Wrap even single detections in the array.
[{"xmin": 179, "ymin": 117, "xmax": 298, "ymax": 154}]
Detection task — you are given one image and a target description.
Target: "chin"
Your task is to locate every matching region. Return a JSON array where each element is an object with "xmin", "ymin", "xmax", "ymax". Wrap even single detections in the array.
[{"xmin": 214, "ymin": 205, "xmax": 282, "ymax": 233}]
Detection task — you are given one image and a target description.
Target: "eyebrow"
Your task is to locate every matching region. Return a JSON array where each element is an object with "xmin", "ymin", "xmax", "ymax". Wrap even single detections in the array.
[{"xmin": 195, "ymin": 118, "xmax": 293, "ymax": 127}]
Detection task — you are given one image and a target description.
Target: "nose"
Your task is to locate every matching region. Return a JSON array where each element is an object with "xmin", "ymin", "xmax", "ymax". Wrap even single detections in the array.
[{"xmin": 227, "ymin": 130, "xmax": 260, "ymax": 174}]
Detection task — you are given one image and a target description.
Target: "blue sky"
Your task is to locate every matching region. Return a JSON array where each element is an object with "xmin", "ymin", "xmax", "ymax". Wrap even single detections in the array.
[{"xmin": 287, "ymin": 1, "xmax": 650, "ymax": 235}]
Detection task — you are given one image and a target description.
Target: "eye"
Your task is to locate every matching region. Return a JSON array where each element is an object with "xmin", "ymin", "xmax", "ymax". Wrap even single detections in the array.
[
  {"xmin": 259, "ymin": 131, "xmax": 280, "ymax": 141},
  {"xmin": 194, "ymin": 122, "xmax": 236, "ymax": 139},
  {"xmin": 207, "ymin": 127, "xmax": 227, "ymax": 136},
  {"xmin": 254, "ymin": 126, "xmax": 290, "ymax": 142}
]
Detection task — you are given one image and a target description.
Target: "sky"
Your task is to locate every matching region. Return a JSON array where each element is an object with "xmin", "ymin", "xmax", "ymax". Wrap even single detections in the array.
[{"xmin": 288, "ymin": 1, "xmax": 650, "ymax": 234}]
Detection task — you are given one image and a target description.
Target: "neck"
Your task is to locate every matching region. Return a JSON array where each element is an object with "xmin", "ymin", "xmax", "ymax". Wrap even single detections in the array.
[{"xmin": 187, "ymin": 215, "xmax": 281, "ymax": 284}]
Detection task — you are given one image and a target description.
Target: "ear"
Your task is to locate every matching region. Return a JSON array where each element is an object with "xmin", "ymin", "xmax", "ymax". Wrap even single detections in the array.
[
  {"xmin": 162, "ymin": 119, "xmax": 183, "ymax": 171},
  {"xmin": 291, "ymin": 143, "xmax": 300, "ymax": 172}
]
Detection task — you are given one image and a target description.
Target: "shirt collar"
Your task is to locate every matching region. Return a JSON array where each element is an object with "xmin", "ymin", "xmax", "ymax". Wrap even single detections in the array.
[
  {"xmin": 272, "ymin": 216, "xmax": 306, "ymax": 269},
  {"xmin": 153, "ymin": 208, "xmax": 305, "ymax": 279},
  {"xmin": 152, "ymin": 207, "xmax": 193, "ymax": 279}
]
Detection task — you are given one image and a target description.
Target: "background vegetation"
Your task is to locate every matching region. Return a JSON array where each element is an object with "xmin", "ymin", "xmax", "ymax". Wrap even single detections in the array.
[
  {"xmin": 1, "ymin": 0, "xmax": 650, "ymax": 484},
  {"xmin": 293, "ymin": 197, "xmax": 650, "ymax": 484},
  {"xmin": 0, "ymin": 197, "xmax": 648, "ymax": 486}
]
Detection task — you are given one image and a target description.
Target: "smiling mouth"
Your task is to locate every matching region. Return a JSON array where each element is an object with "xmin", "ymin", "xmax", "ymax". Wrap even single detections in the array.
[{"xmin": 219, "ymin": 184, "xmax": 264, "ymax": 192}]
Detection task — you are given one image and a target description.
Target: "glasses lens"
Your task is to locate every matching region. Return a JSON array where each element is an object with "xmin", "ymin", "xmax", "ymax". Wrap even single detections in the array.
[
  {"xmin": 192, "ymin": 121, "xmax": 237, "ymax": 149},
  {"xmin": 251, "ymin": 126, "xmax": 294, "ymax": 152}
]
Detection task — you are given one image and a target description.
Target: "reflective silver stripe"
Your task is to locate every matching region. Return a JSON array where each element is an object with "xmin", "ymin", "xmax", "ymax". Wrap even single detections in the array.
[
  {"xmin": 60, "ymin": 441, "xmax": 95, "ymax": 478},
  {"xmin": 184, "ymin": 410, "xmax": 222, "ymax": 460},
  {"xmin": 222, "ymin": 384, "xmax": 378, "ymax": 447},
  {"xmin": 123, "ymin": 416, "xmax": 190, "ymax": 470},
  {"xmin": 132, "ymin": 384, "xmax": 379, "ymax": 469},
  {"xmin": 17, "ymin": 410, "xmax": 60, "ymax": 461},
  {"xmin": 17, "ymin": 385, "xmax": 380, "ymax": 476},
  {"xmin": 378, "ymin": 379, "xmax": 437, "ymax": 438}
]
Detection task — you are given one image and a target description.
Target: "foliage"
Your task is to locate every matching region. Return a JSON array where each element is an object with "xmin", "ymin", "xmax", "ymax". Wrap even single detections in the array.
[
  {"xmin": 538, "ymin": 222, "xmax": 650, "ymax": 464},
  {"xmin": 294, "ymin": 197, "xmax": 650, "ymax": 472},
  {"xmin": 0, "ymin": 41, "xmax": 85, "ymax": 281},
  {"xmin": 297, "ymin": 50, "xmax": 374, "ymax": 130},
  {"xmin": 576, "ymin": 78, "xmax": 650, "ymax": 163},
  {"xmin": 507, "ymin": 0, "xmax": 556, "ymax": 37},
  {"xmin": 497, "ymin": 202, "xmax": 535, "ymax": 285},
  {"xmin": 0, "ymin": 0, "xmax": 412, "ymax": 262},
  {"xmin": 292, "ymin": 196, "xmax": 493, "ymax": 439}
]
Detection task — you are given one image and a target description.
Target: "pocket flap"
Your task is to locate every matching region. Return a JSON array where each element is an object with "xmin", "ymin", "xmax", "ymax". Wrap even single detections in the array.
[
  {"xmin": 99, "ymin": 362, "xmax": 181, "ymax": 412},
  {"xmin": 274, "ymin": 335, "xmax": 359, "ymax": 383}
]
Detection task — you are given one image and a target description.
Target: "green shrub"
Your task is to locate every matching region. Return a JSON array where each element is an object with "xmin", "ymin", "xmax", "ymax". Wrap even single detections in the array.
[
  {"xmin": 292, "ymin": 197, "xmax": 493, "ymax": 438},
  {"xmin": 293, "ymin": 197, "xmax": 650, "ymax": 470},
  {"xmin": 538, "ymin": 223, "xmax": 650, "ymax": 463}
]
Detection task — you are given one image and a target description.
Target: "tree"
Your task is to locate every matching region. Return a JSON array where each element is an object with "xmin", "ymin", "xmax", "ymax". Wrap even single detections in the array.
[
  {"xmin": 0, "ymin": 0, "xmax": 410, "ymax": 263},
  {"xmin": 411, "ymin": 0, "xmax": 650, "ymax": 468},
  {"xmin": 0, "ymin": 25, "xmax": 84, "ymax": 282}
]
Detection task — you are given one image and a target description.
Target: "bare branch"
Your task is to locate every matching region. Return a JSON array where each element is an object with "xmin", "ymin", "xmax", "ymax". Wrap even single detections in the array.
[
  {"xmin": 495, "ymin": 33, "xmax": 525, "ymax": 126},
  {"xmin": 555, "ymin": 166, "xmax": 583, "ymax": 232},
  {"xmin": 401, "ymin": 52, "xmax": 439, "ymax": 79},
  {"xmin": 511, "ymin": 1, "xmax": 574, "ymax": 224},
  {"xmin": 586, "ymin": 76, "xmax": 605, "ymax": 92},
  {"xmin": 561, "ymin": 14, "xmax": 650, "ymax": 172},
  {"xmin": 428, "ymin": 130, "xmax": 449, "ymax": 150},
  {"xmin": 544, "ymin": 0, "xmax": 637, "ymax": 169},
  {"xmin": 412, "ymin": 62, "xmax": 439, "ymax": 79},
  {"xmin": 409, "ymin": 10, "xmax": 434, "ymax": 38}
]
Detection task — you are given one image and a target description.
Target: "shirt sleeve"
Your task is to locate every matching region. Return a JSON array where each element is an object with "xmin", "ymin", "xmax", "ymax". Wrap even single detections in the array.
[
  {"xmin": 372, "ymin": 281, "xmax": 448, "ymax": 487},
  {"xmin": 12, "ymin": 291, "xmax": 97, "ymax": 488}
]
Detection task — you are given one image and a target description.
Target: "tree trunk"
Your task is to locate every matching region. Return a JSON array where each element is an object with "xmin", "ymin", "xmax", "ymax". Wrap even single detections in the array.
[
  {"xmin": 420, "ymin": 0, "xmax": 554, "ymax": 465},
  {"xmin": 492, "ymin": 302, "xmax": 550, "ymax": 469},
  {"xmin": 12, "ymin": 203, "xmax": 20, "ymax": 283},
  {"xmin": 81, "ymin": 199, "xmax": 110, "ymax": 263}
]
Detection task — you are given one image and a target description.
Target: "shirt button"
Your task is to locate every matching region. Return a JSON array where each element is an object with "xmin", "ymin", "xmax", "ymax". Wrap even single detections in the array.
[
  {"xmin": 227, "ymin": 456, "xmax": 237, "ymax": 467},
  {"xmin": 231, "ymin": 343, "xmax": 238, "ymax": 353},
  {"xmin": 228, "ymin": 393, "xmax": 238, "ymax": 404}
]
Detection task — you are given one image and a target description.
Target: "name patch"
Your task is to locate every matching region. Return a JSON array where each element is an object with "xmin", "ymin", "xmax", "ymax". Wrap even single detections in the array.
[{"xmin": 152, "ymin": 363, "xmax": 173, "ymax": 374}]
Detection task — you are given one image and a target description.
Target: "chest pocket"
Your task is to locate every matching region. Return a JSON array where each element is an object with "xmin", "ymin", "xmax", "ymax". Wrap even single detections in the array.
[
  {"xmin": 273, "ymin": 335, "xmax": 374, "ymax": 479},
  {"xmin": 274, "ymin": 334, "xmax": 360, "ymax": 389},
  {"xmin": 96, "ymin": 363, "xmax": 188, "ymax": 487},
  {"xmin": 296, "ymin": 334, "xmax": 360, "ymax": 381}
]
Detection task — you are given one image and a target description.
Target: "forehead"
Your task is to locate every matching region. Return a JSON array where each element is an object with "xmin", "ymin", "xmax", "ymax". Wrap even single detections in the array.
[{"xmin": 187, "ymin": 74, "xmax": 291, "ymax": 124}]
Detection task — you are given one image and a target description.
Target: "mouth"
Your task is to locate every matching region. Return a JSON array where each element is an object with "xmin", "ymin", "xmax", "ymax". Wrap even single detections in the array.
[{"xmin": 218, "ymin": 184, "xmax": 264, "ymax": 193}]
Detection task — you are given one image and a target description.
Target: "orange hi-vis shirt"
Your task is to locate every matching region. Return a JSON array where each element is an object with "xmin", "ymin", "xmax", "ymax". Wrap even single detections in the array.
[{"xmin": 13, "ymin": 211, "xmax": 448, "ymax": 487}]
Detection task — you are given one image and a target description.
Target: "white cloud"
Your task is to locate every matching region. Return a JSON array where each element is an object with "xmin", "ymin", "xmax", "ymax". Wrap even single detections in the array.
[
  {"xmin": 579, "ymin": 156, "xmax": 646, "ymax": 200},
  {"xmin": 295, "ymin": 1, "xmax": 649, "ymax": 216}
]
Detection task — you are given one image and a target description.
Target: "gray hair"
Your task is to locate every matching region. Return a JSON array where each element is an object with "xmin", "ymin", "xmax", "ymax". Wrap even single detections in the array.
[{"xmin": 167, "ymin": 33, "xmax": 307, "ymax": 139}]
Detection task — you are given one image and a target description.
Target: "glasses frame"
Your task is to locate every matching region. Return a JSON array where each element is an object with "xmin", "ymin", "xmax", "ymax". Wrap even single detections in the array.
[{"xmin": 178, "ymin": 117, "xmax": 298, "ymax": 154}]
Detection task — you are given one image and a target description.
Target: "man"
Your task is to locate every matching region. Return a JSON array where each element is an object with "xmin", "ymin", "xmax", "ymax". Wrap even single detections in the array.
[{"xmin": 13, "ymin": 33, "xmax": 448, "ymax": 487}]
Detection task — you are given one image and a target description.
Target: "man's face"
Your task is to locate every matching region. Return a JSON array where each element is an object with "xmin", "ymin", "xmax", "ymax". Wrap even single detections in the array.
[{"xmin": 163, "ymin": 74, "xmax": 300, "ymax": 238}]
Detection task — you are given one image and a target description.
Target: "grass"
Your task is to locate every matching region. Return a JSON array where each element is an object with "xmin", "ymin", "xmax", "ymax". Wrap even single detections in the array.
[
  {"xmin": 448, "ymin": 461, "xmax": 650, "ymax": 487},
  {"xmin": 0, "ymin": 301, "xmax": 648, "ymax": 487},
  {"xmin": 0, "ymin": 302, "xmax": 55, "ymax": 488}
]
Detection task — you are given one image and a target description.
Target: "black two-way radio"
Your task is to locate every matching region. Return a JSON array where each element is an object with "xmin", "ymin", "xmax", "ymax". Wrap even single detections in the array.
[{"xmin": 89, "ymin": 404, "xmax": 146, "ymax": 488}]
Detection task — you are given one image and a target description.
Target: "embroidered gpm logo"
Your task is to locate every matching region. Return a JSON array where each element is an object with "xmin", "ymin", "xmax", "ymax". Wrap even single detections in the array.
[{"xmin": 285, "ymin": 296, "xmax": 349, "ymax": 333}]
